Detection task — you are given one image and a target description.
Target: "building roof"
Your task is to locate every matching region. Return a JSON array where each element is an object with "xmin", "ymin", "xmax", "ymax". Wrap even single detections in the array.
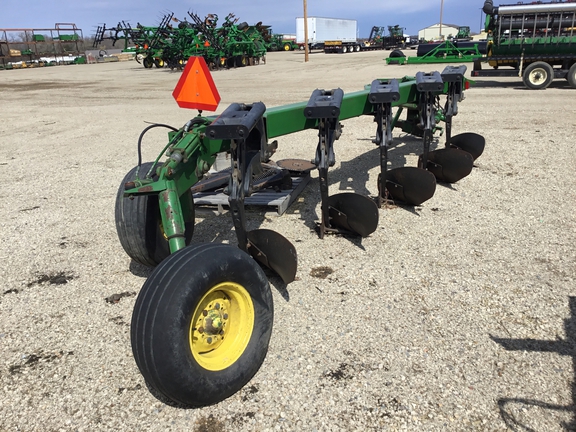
[{"xmin": 421, "ymin": 23, "xmax": 460, "ymax": 30}]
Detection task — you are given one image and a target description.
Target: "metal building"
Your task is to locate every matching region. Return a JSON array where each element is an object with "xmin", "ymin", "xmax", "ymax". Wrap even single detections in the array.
[{"xmin": 418, "ymin": 23, "xmax": 459, "ymax": 41}]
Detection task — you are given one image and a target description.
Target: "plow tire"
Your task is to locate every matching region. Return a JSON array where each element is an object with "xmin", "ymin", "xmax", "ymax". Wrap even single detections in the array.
[
  {"xmin": 131, "ymin": 243, "xmax": 273, "ymax": 407},
  {"xmin": 523, "ymin": 62, "xmax": 553, "ymax": 90},
  {"xmin": 115, "ymin": 162, "xmax": 194, "ymax": 267}
]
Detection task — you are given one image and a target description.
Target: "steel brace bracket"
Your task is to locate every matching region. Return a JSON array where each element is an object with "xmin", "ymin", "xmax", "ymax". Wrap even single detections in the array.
[
  {"xmin": 369, "ymin": 78, "xmax": 400, "ymax": 207},
  {"xmin": 304, "ymin": 88, "xmax": 344, "ymax": 238}
]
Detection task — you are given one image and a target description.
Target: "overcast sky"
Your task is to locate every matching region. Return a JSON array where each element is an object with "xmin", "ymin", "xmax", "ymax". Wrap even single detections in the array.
[{"xmin": 2, "ymin": 0, "xmax": 486, "ymax": 38}]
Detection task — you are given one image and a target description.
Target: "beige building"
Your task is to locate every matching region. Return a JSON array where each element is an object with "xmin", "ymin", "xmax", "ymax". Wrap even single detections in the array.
[{"xmin": 418, "ymin": 23, "xmax": 459, "ymax": 41}]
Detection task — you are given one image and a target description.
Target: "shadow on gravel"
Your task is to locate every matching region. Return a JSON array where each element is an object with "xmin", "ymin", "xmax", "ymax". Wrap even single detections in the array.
[
  {"xmin": 129, "ymin": 261, "xmax": 153, "ymax": 278},
  {"xmin": 491, "ymin": 296, "xmax": 576, "ymax": 431}
]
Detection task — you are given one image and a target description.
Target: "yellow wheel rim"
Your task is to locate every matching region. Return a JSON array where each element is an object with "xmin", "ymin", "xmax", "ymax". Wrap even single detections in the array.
[
  {"xmin": 189, "ymin": 282, "xmax": 254, "ymax": 371},
  {"xmin": 284, "ymin": 44, "xmax": 290, "ymax": 51}
]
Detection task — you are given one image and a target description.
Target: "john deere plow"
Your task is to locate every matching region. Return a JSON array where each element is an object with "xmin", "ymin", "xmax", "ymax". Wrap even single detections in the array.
[{"xmin": 115, "ymin": 60, "xmax": 485, "ymax": 407}]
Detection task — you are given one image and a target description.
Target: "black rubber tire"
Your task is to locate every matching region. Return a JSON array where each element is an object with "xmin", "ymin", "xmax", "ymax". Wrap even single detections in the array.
[
  {"xmin": 154, "ymin": 58, "xmax": 164, "ymax": 68},
  {"xmin": 389, "ymin": 49, "xmax": 406, "ymax": 58},
  {"xmin": 131, "ymin": 243, "xmax": 273, "ymax": 407},
  {"xmin": 115, "ymin": 162, "xmax": 194, "ymax": 267},
  {"xmin": 523, "ymin": 62, "xmax": 553, "ymax": 90},
  {"xmin": 235, "ymin": 55, "xmax": 247, "ymax": 67},
  {"xmin": 567, "ymin": 63, "xmax": 576, "ymax": 89},
  {"xmin": 283, "ymin": 43, "xmax": 291, "ymax": 51},
  {"xmin": 143, "ymin": 57, "xmax": 154, "ymax": 69}
]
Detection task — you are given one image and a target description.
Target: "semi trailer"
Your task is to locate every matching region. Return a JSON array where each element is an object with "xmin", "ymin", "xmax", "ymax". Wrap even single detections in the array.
[
  {"xmin": 471, "ymin": 0, "xmax": 576, "ymax": 89},
  {"xmin": 296, "ymin": 17, "xmax": 360, "ymax": 52}
]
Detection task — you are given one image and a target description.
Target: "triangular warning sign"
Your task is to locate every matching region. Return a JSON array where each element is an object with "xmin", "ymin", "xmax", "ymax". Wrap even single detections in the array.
[{"xmin": 172, "ymin": 57, "xmax": 221, "ymax": 111}]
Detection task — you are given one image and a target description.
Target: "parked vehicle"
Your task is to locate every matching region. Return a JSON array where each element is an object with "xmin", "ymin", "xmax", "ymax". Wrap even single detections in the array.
[
  {"xmin": 296, "ymin": 17, "xmax": 359, "ymax": 53},
  {"xmin": 471, "ymin": 0, "xmax": 576, "ymax": 89}
]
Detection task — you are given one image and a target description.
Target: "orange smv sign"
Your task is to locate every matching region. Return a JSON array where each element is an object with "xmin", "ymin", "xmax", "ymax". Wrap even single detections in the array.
[{"xmin": 172, "ymin": 56, "xmax": 221, "ymax": 111}]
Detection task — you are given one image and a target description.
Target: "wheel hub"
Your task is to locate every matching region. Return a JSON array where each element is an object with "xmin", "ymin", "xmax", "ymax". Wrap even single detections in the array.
[
  {"xmin": 189, "ymin": 282, "xmax": 255, "ymax": 371},
  {"xmin": 195, "ymin": 301, "xmax": 229, "ymax": 350},
  {"xmin": 530, "ymin": 69, "xmax": 545, "ymax": 84},
  {"xmin": 202, "ymin": 305, "xmax": 227, "ymax": 334}
]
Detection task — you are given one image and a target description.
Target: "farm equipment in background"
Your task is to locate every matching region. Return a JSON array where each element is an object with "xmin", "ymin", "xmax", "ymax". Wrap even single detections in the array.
[
  {"xmin": 95, "ymin": 14, "xmax": 178, "ymax": 68},
  {"xmin": 267, "ymin": 33, "xmax": 300, "ymax": 51},
  {"xmin": 95, "ymin": 11, "xmax": 273, "ymax": 70},
  {"xmin": 387, "ymin": 39, "xmax": 486, "ymax": 65},
  {"xmin": 472, "ymin": 0, "xmax": 576, "ymax": 89},
  {"xmin": 115, "ymin": 57, "xmax": 485, "ymax": 407},
  {"xmin": 453, "ymin": 26, "xmax": 472, "ymax": 41},
  {"xmin": 93, "ymin": 21, "xmax": 135, "ymax": 52},
  {"xmin": 133, "ymin": 14, "xmax": 177, "ymax": 69},
  {"xmin": 362, "ymin": 25, "xmax": 406, "ymax": 51},
  {"xmin": 383, "ymin": 25, "xmax": 406, "ymax": 49}
]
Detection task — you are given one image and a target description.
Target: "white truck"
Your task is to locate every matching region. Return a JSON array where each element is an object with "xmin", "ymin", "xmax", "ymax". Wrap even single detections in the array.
[{"xmin": 296, "ymin": 17, "xmax": 360, "ymax": 53}]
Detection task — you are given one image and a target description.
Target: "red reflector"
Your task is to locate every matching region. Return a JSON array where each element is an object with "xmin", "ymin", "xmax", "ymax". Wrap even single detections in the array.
[
  {"xmin": 465, "ymin": 81, "xmax": 470, "ymax": 90},
  {"xmin": 172, "ymin": 56, "xmax": 221, "ymax": 111}
]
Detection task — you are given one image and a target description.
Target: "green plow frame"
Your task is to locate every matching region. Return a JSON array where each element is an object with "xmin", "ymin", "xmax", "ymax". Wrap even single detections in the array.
[{"xmin": 387, "ymin": 40, "xmax": 483, "ymax": 65}]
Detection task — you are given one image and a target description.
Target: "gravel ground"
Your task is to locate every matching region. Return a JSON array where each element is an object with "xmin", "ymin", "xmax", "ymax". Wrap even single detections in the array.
[{"xmin": 0, "ymin": 50, "xmax": 575, "ymax": 431}]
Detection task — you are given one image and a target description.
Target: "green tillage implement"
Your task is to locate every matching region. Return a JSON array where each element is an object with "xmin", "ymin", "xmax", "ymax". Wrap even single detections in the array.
[
  {"xmin": 387, "ymin": 40, "xmax": 483, "ymax": 65},
  {"xmin": 116, "ymin": 64, "xmax": 486, "ymax": 408}
]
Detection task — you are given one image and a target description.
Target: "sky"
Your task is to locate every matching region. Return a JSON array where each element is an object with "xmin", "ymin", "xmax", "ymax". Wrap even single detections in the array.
[{"xmin": 2, "ymin": 0, "xmax": 487, "ymax": 38}]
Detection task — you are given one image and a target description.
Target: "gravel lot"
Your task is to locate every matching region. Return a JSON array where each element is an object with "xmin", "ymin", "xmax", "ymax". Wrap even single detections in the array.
[{"xmin": 0, "ymin": 50, "xmax": 575, "ymax": 431}]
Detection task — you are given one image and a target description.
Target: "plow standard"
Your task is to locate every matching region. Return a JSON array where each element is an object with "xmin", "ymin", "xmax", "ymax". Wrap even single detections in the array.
[{"xmin": 115, "ymin": 59, "xmax": 485, "ymax": 407}]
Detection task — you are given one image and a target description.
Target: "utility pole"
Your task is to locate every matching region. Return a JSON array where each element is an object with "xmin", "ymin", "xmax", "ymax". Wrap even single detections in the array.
[
  {"xmin": 303, "ymin": 0, "xmax": 309, "ymax": 62},
  {"xmin": 439, "ymin": 0, "xmax": 444, "ymax": 40}
]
